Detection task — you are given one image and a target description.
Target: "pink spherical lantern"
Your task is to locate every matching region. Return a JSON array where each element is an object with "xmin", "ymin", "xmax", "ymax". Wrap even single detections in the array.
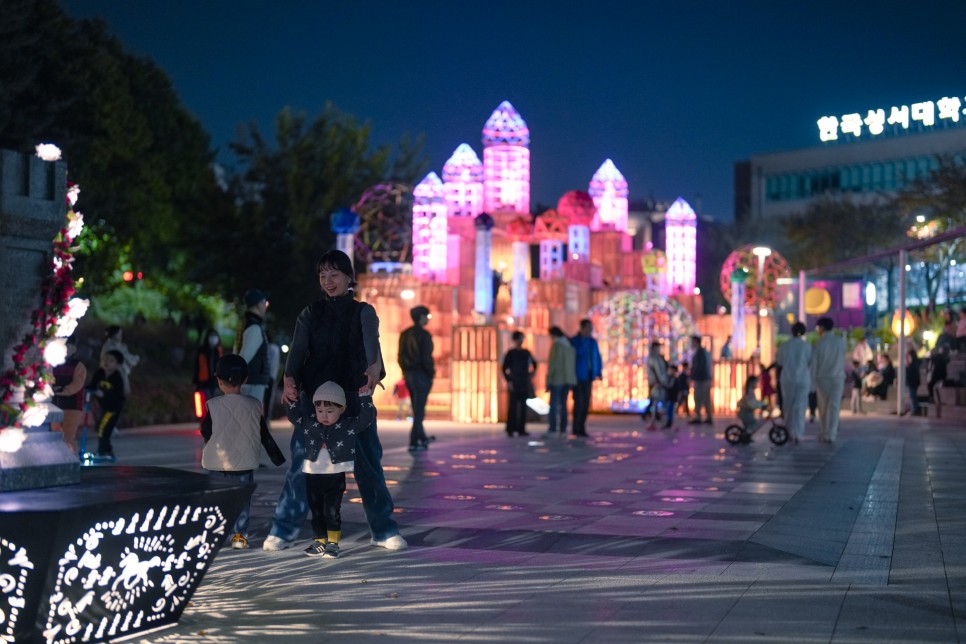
[
  {"xmin": 556, "ymin": 190, "xmax": 595, "ymax": 226},
  {"xmin": 719, "ymin": 245, "xmax": 791, "ymax": 309}
]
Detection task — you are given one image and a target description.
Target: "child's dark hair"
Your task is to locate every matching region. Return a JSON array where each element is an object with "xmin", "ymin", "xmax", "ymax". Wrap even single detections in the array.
[
  {"xmin": 512, "ymin": 330, "xmax": 525, "ymax": 342},
  {"xmin": 744, "ymin": 375, "xmax": 759, "ymax": 394},
  {"xmin": 215, "ymin": 354, "xmax": 248, "ymax": 386},
  {"xmin": 105, "ymin": 349, "xmax": 125, "ymax": 365}
]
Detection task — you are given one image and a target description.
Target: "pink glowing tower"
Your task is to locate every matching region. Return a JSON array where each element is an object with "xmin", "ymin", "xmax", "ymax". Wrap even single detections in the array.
[
  {"xmin": 442, "ymin": 143, "xmax": 484, "ymax": 218},
  {"xmin": 412, "ymin": 172, "xmax": 448, "ymax": 282},
  {"xmin": 664, "ymin": 197, "xmax": 697, "ymax": 294},
  {"xmin": 588, "ymin": 159, "xmax": 628, "ymax": 232},
  {"xmin": 482, "ymin": 101, "xmax": 530, "ymax": 214}
]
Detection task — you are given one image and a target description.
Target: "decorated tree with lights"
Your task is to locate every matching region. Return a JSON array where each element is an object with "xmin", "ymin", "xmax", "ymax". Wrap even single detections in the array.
[{"xmin": 1, "ymin": 146, "xmax": 88, "ymax": 442}]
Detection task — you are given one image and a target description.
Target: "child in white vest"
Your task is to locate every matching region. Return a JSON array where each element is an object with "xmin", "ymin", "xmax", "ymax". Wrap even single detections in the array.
[{"xmin": 201, "ymin": 354, "xmax": 285, "ymax": 550}]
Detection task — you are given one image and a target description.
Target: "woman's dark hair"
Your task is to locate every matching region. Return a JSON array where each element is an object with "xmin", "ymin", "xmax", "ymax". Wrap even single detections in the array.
[
  {"xmin": 791, "ymin": 321, "xmax": 806, "ymax": 337},
  {"xmin": 549, "ymin": 326, "xmax": 563, "ymax": 338},
  {"xmin": 317, "ymin": 250, "xmax": 355, "ymax": 284}
]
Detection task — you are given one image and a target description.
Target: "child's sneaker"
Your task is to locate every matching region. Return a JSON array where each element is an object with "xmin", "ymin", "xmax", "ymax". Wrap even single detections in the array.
[
  {"xmin": 304, "ymin": 539, "xmax": 328, "ymax": 557},
  {"xmin": 322, "ymin": 542, "xmax": 340, "ymax": 559},
  {"xmin": 230, "ymin": 534, "xmax": 249, "ymax": 549}
]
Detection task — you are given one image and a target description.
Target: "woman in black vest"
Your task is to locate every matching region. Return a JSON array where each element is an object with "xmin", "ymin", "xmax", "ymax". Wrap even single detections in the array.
[{"xmin": 262, "ymin": 250, "xmax": 406, "ymax": 551}]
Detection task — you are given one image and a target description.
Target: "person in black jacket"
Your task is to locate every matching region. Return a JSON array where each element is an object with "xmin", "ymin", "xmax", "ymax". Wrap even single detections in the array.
[
  {"xmin": 503, "ymin": 331, "xmax": 537, "ymax": 437},
  {"xmin": 398, "ymin": 305, "xmax": 436, "ymax": 452}
]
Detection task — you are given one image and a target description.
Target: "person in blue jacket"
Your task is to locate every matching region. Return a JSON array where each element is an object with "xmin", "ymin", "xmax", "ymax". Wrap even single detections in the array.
[{"xmin": 570, "ymin": 319, "xmax": 602, "ymax": 437}]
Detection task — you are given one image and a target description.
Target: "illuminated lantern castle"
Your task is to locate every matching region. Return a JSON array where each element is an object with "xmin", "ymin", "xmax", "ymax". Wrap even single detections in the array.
[
  {"xmin": 664, "ymin": 197, "xmax": 697, "ymax": 295},
  {"xmin": 353, "ymin": 99, "xmax": 751, "ymax": 423},
  {"xmin": 482, "ymin": 101, "xmax": 530, "ymax": 214},
  {"xmin": 589, "ymin": 159, "xmax": 628, "ymax": 233}
]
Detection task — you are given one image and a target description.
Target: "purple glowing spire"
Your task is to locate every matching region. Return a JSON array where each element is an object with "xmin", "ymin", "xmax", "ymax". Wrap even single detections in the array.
[{"xmin": 482, "ymin": 101, "xmax": 530, "ymax": 147}]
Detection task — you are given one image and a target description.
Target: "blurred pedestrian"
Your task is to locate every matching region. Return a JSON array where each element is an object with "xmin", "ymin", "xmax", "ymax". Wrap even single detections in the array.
[
  {"xmin": 89, "ymin": 350, "xmax": 126, "ymax": 460},
  {"xmin": 398, "ymin": 305, "xmax": 436, "ymax": 451},
  {"xmin": 689, "ymin": 335, "xmax": 714, "ymax": 424},
  {"xmin": 100, "ymin": 325, "xmax": 139, "ymax": 396},
  {"xmin": 236, "ymin": 290, "xmax": 271, "ymax": 406},
  {"xmin": 777, "ymin": 322, "xmax": 811, "ymax": 444},
  {"xmin": 193, "ymin": 328, "xmax": 224, "ymax": 406},
  {"xmin": 571, "ymin": 319, "xmax": 602, "ymax": 437},
  {"xmin": 811, "ymin": 317, "xmax": 846, "ymax": 443},
  {"xmin": 503, "ymin": 330, "xmax": 537, "ymax": 437},
  {"xmin": 644, "ymin": 341, "xmax": 668, "ymax": 431},
  {"xmin": 546, "ymin": 326, "xmax": 576, "ymax": 437},
  {"xmin": 51, "ymin": 337, "xmax": 87, "ymax": 453}
]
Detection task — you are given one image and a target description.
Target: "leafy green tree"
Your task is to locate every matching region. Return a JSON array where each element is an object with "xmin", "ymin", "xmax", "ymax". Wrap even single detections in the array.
[
  {"xmin": 781, "ymin": 195, "xmax": 911, "ymax": 271},
  {"xmin": 211, "ymin": 105, "xmax": 427, "ymax": 329},
  {"xmin": 895, "ymin": 155, "xmax": 966, "ymax": 310},
  {"xmin": 0, "ymin": 0, "xmax": 224, "ymax": 314}
]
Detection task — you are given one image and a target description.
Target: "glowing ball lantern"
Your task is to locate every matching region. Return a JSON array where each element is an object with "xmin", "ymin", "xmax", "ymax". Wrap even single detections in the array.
[
  {"xmin": 442, "ymin": 143, "xmax": 484, "ymax": 218},
  {"xmin": 557, "ymin": 190, "xmax": 595, "ymax": 263},
  {"xmin": 588, "ymin": 159, "xmax": 628, "ymax": 232},
  {"xmin": 719, "ymin": 245, "xmax": 791, "ymax": 309},
  {"xmin": 482, "ymin": 101, "xmax": 530, "ymax": 214},
  {"xmin": 891, "ymin": 310, "xmax": 916, "ymax": 337},
  {"xmin": 664, "ymin": 197, "xmax": 697, "ymax": 295}
]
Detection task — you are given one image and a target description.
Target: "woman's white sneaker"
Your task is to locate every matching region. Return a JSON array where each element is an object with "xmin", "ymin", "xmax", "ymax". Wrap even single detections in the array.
[
  {"xmin": 262, "ymin": 535, "xmax": 294, "ymax": 551},
  {"xmin": 370, "ymin": 535, "xmax": 408, "ymax": 550}
]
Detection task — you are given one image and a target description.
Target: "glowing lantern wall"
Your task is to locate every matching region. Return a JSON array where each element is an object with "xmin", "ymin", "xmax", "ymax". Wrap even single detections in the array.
[
  {"xmin": 482, "ymin": 101, "xmax": 530, "ymax": 214},
  {"xmin": 412, "ymin": 172, "xmax": 448, "ymax": 283},
  {"xmin": 664, "ymin": 197, "xmax": 697, "ymax": 295},
  {"xmin": 589, "ymin": 159, "xmax": 628, "ymax": 232},
  {"xmin": 442, "ymin": 143, "xmax": 484, "ymax": 218}
]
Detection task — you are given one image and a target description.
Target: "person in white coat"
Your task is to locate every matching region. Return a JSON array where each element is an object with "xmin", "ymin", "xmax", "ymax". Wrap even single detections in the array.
[
  {"xmin": 811, "ymin": 317, "xmax": 847, "ymax": 443},
  {"xmin": 777, "ymin": 322, "xmax": 812, "ymax": 444}
]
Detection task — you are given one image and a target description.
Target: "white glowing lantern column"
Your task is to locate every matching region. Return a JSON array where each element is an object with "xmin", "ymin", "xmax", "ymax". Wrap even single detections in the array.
[
  {"xmin": 664, "ymin": 197, "xmax": 697, "ymax": 294},
  {"xmin": 507, "ymin": 217, "xmax": 532, "ymax": 319},
  {"xmin": 474, "ymin": 213, "xmax": 495, "ymax": 316},
  {"xmin": 442, "ymin": 143, "xmax": 484, "ymax": 218},
  {"xmin": 482, "ymin": 101, "xmax": 530, "ymax": 214},
  {"xmin": 330, "ymin": 208, "xmax": 361, "ymax": 269},
  {"xmin": 412, "ymin": 172, "xmax": 449, "ymax": 282},
  {"xmin": 589, "ymin": 159, "xmax": 628, "ymax": 232}
]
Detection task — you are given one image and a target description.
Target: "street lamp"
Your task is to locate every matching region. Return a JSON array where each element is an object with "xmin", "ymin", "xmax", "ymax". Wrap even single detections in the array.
[{"xmin": 752, "ymin": 246, "xmax": 772, "ymax": 356}]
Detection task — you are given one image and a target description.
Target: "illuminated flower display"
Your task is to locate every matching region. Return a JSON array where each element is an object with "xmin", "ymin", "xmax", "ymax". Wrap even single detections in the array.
[
  {"xmin": 352, "ymin": 182, "xmax": 413, "ymax": 264},
  {"xmin": 589, "ymin": 291, "xmax": 696, "ymax": 412},
  {"xmin": 1, "ymin": 167, "xmax": 86, "ymax": 430},
  {"xmin": 719, "ymin": 245, "xmax": 791, "ymax": 309}
]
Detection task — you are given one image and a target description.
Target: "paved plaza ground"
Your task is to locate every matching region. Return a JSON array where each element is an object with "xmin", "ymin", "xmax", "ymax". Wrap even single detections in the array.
[{"xmin": 104, "ymin": 409, "xmax": 966, "ymax": 643}]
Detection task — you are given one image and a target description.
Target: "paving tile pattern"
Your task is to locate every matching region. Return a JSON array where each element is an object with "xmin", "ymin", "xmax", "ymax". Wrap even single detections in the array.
[{"xmin": 104, "ymin": 413, "xmax": 966, "ymax": 643}]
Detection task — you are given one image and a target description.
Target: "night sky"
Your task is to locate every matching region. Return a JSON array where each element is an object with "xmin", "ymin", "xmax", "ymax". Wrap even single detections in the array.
[{"xmin": 62, "ymin": 0, "xmax": 966, "ymax": 220}]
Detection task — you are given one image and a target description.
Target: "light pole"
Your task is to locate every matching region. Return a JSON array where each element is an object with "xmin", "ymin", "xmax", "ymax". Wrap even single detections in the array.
[{"xmin": 752, "ymin": 246, "xmax": 772, "ymax": 357}]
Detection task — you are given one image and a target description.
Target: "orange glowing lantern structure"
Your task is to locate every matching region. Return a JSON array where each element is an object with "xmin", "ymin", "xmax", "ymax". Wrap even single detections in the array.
[
  {"xmin": 891, "ymin": 310, "xmax": 916, "ymax": 337},
  {"xmin": 533, "ymin": 209, "xmax": 568, "ymax": 280}
]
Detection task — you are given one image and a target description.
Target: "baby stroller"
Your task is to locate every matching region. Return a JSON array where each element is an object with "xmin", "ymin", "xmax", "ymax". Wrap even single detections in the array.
[{"xmin": 724, "ymin": 408, "xmax": 789, "ymax": 446}]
